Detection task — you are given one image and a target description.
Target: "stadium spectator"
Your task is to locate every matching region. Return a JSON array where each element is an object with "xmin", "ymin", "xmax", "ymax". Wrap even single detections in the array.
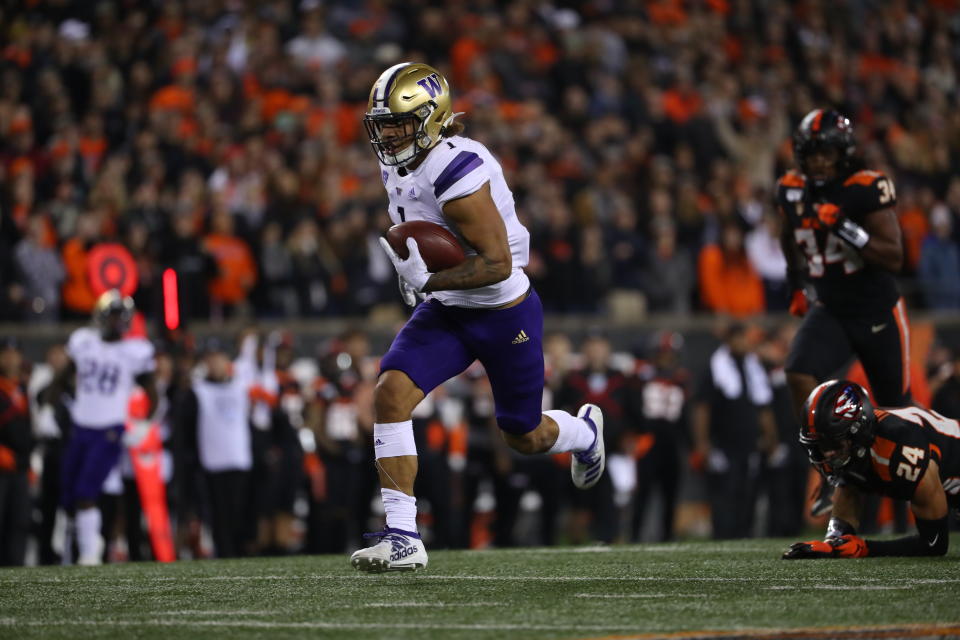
[
  {"xmin": 692, "ymin": 323, "xmax": 779, "ymax": 539},
  {"xmin": 180, "ymin": 338, "xmax": 255, "ymax": 558},
  {"xmin": 160, "ymin": 212, "xmax": 218, "ymax": 322},
  {"xmin": 31, "ymin": 344, "xmax": 72, "ymax": 565},
  {"xmin": 14, "ymin": 214, "xmax": 65, "ymax": 322},
  {"xmin": 918, "ymin": 204, "xmax": 960, "ymax": 310},
  {"xmin": 641, "ymin": 219, "xmax": 695, "ymax": 314},
  {"xmin": 304, "ymin": 332, "xmax": 376, "ymax": 554},
  {"xmin": 554, "ymin": 332, "xmax": 625, "ymax": 543},
  {"xmin": 745, "ymin": 210, "xmax": 788, "ymax": 312},
  {"xmin": 755, "ymin": 324, "xmax": 808, "ymax": 538},
  {"xmin": 931, "ymin": 350, "xmax": 960, "ymax": 422},
  {"xmin": 0, "ymin": 2, "xmax": 958, "ymax": 319},
  {"xmin": 203, "ymin": 206, "xmax": 257, "ymax": 319},
  {"xmin": 0, "ymin": 339, "xmax": 31, "ymax": 566},
  {"xmin": 629, "ymin": 332, "xmax": 689, "ymax": 542},
  {"xmin": 698, "ymin": 221, "xmax": 765, "ymax": 316},
  {"xmin": 59, "ymin": 212, "xmax": 101, "ymax": 318}
]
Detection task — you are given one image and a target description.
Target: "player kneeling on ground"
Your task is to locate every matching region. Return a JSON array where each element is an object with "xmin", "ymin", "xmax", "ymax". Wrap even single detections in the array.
[{"xmin": 783, "ymin": 380, "xmax": 957, "ymax": 559}]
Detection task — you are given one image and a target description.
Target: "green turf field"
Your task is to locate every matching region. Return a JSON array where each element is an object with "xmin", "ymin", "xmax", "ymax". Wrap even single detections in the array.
[{"xmin": 2, "ymin": 537, "xmax": 959, "ymax": 639}]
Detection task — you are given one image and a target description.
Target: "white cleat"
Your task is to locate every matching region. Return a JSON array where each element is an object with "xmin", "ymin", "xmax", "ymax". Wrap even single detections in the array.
[
  {"xmin": 351, "ymin": 528, "xmax": 428, "ymax": 573},
  {"xmin": 571, "ymin": 403, "xmax": 605, "ymax": 490}
]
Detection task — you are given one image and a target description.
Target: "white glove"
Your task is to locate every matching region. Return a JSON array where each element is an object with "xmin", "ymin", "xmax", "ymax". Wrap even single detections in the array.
[
  {"xmin": 379, "ymin": 237, "xmax": 432, "ymax": 292},
  {"xmin": 707, "ymin": 449, "xmax": 730, "ymax": 474},
  {"xmin": 398, "ymin": 276, "xmax": 424, "ymax": 307}
]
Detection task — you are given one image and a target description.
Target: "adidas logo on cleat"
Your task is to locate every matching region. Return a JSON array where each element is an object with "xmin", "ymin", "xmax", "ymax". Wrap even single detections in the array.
[
  {"xmin": 512, "ymin": 330, "xmax": 530, "ymax": 344},
  {"xmin": 390, "ymin": 545, "xmax": 419, "ymax": 562}
]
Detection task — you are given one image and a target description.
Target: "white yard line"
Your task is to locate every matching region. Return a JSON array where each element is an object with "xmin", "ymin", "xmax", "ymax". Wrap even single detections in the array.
[
  {"xmin": 515, "ymin": 546, "xmax": 613, "ymax": 554},
  {"xmin": 766, "ymin": 585, "xmax": 910, "ymax": 591},
  {"xmin": 0, "ymin": 619, "xmax": 650, "ymax": 632},
  {"xmin": 575, "ymin": 594, "xmax": 674, "ymax": 599},
  {"xmin": 156, "ymin": 610, "xmax": 276, "ymax": 616},
  {"xmin": 494, "ymin": 544, "xmax": 767, "ymax": 554},
  {"xmin": 360, "ymin": 602, "xmax": 505, "ymax": 608}
]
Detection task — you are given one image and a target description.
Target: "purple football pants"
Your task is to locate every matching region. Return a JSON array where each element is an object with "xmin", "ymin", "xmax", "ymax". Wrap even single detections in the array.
[
  {"xmin": 60, "ymin": 423, "xmax": 125, "ymax": 510},
  {"xmin": 380, "ymin": 289, "xmax": 544, "ymax": 434}
]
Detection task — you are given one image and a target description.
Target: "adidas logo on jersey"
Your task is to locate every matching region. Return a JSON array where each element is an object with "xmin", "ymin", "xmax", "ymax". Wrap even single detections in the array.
[
  {"xmin": 374, "ymin": 438, "xmax": 385, "ymax": 446},
  {"xmin": 512, "ymin": 330, "xmax": 530, "ymax": 344}
]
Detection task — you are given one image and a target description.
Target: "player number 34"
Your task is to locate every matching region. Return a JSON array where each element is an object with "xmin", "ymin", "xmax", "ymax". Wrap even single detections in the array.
[{"xmin": 793, "ymin": 228, "xmax": 865, "ymax": 277}]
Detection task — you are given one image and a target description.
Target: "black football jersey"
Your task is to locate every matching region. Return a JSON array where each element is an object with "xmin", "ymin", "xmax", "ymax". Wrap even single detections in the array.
[
  {"xmin": 632, "ymin": 363, "xmax": 689, "ymax": 435},
  {"xmin": 776, "ymin": 169, "xmax": 900, "ymax": 315},
  {"xmin": 840, "ymin": 406, "xmax": 960, "ymax": 508}
]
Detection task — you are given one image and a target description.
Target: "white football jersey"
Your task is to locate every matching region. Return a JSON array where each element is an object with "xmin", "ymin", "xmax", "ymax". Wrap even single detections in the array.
[
  {"xmin": 381, "ymin": 135, "xmax": 530, "ymax": 307},
  {"xmin": 67, "ymin": 327, "xmax": 155, "ymax": 428}
]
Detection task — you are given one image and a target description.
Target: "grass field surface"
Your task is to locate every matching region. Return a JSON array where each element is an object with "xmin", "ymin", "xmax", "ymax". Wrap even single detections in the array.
[{"xmin": 2, "ymin": 536, "xmax": 959, "ymax": 639}]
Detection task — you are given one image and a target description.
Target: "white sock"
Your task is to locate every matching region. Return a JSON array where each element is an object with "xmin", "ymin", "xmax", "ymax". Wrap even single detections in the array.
[
  {"xmin": 544, "ymin": 410, "xmax": 596, "ymax": 453},
  {"xmin": 381, "ymin": 488, "xmax": 418, "ymax": 535},
  {"xmin": 76, "ymin": 507, "xmax": 102, "ymax": 559}
]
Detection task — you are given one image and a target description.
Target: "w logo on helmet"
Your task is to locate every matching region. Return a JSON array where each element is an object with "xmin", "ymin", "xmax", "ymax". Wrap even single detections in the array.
[
  {"xmin": 416, "ymin": 73, "xmax": 443, "ymax": 99},
  {"xmin": 833, "ymin": 387, "xmax": 859, "ymax": 419}
]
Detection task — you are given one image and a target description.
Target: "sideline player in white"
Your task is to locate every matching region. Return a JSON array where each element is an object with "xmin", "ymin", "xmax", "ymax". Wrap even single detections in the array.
[
  {"xmin": 44, "ymin": 290, "xmax": 156, "ymax": 564},
  {"xmin": 351, "ymin": 62, "xmax": 605, "ymax": 572}
]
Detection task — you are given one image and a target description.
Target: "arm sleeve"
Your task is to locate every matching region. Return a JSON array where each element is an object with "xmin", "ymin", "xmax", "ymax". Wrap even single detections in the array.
[
  {"xmin": 432, "ymin": 150, "xmax": 489, "ymax": 207},
  {"xmin": 866, "ymin": 516, "xmax": 949, "ymax": 557}
]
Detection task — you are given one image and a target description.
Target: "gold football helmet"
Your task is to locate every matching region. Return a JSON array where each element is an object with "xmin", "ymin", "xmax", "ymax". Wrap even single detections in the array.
[
  {"xmin": 93, "ymin": 289, "xmax": 135, "ymax": 338},
  {"xmin": 363, "ymin": 62, "xmax": 457, "ymax": 167}
]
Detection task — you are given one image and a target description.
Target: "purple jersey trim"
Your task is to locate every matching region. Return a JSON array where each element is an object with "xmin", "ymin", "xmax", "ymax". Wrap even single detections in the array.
[{"xmin": 434, "ymin": 151, "xmax": 483, "ymax": 199}]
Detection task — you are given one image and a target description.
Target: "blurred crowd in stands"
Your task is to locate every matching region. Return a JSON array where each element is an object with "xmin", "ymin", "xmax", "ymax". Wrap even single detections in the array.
[
  {"xmin": 2, "ymin": 0, "xmax": 960, "ymax": 325},
  {"xmin": 2, "ymin": 322, "xmax": 959, "ymax": 565}
]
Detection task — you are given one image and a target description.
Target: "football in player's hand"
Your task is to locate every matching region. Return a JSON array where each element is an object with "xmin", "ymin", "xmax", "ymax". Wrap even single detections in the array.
[{"xmin": 387, "ymin": 221, "xmax": 466, "ymax": 272}]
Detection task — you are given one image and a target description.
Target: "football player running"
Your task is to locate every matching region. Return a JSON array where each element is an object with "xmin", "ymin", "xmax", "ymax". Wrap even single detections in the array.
[
  {"xmin": 776, "ymin": 110, "xmax": 910, "ymax": 516},
  {"xmin": 44, "ymin": 290, "xmax": 157, "ymax": 564},
  {"xmin": 351, "ymin": 63, "xmax": 605, "ymax": 572},
  {"xmin": 783, "ymin": 380, "xmax": 957, "ymax": 559}
]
